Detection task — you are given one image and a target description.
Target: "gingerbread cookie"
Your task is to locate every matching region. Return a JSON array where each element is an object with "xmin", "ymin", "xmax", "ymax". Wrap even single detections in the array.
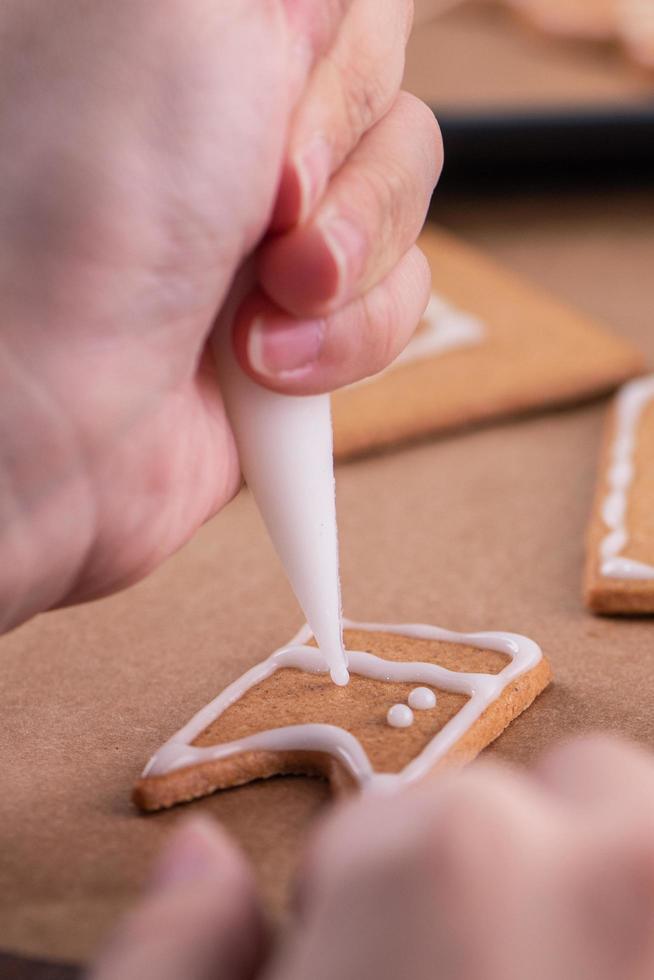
[
  {"xmin": 134, "ymin": 620, "xmax": 551, "ymax": 811},
  {"xmin": 331, "ymin": 227, "xmax": 644, "ymax": 461},
  {"xmin": 585, "ymin": 376, "xmax": 654, "ymax": 614}
]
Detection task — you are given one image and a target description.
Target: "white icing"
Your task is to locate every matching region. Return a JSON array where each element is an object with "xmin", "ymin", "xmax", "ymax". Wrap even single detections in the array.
[
  {"xmin": 408, "ymin": 687, "xmax": 437, "ymax": 710},
  {"xmin": 352, "ymin": 292, "xmax": 485, "ymax": 387},
  {"xmin": 210, "ymin": 285, "xmax": 485, "ymax": 686},
  {"xmin": 143, "ymin": 619, "xmax": 542, "ymax": 791},
  {"xmin": 212, "ymin": 268, "xmax": 348, "ymax": 685},
  {"xmin": 387, "ymin": 704, "xmax": 414, "ymax": 728},
  {"xmin": 599, "ymin": 376, "xmax": 654, "ymax": 581}
]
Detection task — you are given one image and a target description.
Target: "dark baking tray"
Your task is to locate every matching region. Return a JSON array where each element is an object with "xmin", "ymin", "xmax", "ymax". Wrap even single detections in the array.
[{"xmin": 435, "ymin": 102, "xmax": 654, "ymax": 193}]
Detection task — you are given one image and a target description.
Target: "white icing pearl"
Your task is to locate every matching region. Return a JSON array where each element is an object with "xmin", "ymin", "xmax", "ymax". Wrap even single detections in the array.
[
  {"xmin": 387, "ymin": 704, "xmax": 414, "ymax": 728},
  {"xmin": 408, "ymin": 687, "xmax": 437, "ymax": 710}
]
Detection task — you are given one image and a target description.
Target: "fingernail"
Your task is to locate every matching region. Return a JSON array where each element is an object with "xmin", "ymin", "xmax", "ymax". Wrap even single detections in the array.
[
  {"xmin": 147, "ymin": 818, "xmax": 221, "ymax": 892},
  {"xmin": 295, "ymin": 137, "xmax": 331, "ymax": 220},
  {"xmin": 248, "ymin": 316, "xmax": 325, "ymax": 378},
  {"xmin": 320, "ymin": 215, "xmax": 367, "ymax": 300}
]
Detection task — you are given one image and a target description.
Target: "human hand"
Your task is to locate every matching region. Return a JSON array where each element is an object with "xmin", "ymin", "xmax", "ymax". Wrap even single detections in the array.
[
  {"xmin": 88, "ymin": 737, "xmax": 654, "ymax": 980},
  {"xmin": 0, "ymin": 0, "xmax": 441, "ymax": 629},
  {"xmin": 87, "ymin": 817, "xmax": 266, "ymax": 980},
  {"xmin": 277, "ymin": 736, "xmax": 654, "ymax": 980}
]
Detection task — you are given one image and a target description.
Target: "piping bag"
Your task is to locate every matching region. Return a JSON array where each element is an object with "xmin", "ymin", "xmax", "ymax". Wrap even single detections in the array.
[{"xmin": 212, "ymin": 267, "xmax": 350, "ymax": 686}]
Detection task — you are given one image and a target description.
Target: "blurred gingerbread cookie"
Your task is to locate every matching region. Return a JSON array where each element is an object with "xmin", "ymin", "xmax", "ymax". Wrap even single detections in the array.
[{"xmin": 331, "ymin": 228, "xmax": 643, "ymax": 461}]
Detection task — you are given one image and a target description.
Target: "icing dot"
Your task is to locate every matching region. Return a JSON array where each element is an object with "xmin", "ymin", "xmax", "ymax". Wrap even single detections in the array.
[
  {"xmin": 408, "ymin": 687, "xmax": 437, "ymax": 710},
  {"xmin": 387, "ymin": 704, "xmax": 414, "ymax": 728}
]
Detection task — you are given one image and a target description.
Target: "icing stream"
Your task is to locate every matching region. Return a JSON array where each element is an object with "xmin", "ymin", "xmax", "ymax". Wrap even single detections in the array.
[
  {"xmin": 143, "ymin": 619, "xmax": 542, "ymax": 791},
  {"xmin": 600, "ymin": 376, "xmax": 654, "ymax": 580}
]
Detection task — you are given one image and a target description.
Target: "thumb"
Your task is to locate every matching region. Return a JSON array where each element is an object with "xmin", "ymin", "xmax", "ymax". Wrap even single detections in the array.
[{"xmin": 87, "ymin": 817, "xmax": 265, "ymax": 980}]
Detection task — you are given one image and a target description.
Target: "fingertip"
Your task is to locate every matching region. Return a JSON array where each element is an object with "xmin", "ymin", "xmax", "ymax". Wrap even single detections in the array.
[
  {"xmin": 574, "ymin": 830, "xmax": 654, "ymax": 970},
  {"xmin": 91, "ymin": 816, "xmax": 263, "ymax": 980},
  {"xmin": 258, "ymin": 223, "xmax": 346, "ymax": 317},
  {"xmin": 147, "ymin": 815, "xmax": 249, "ymax": 895},
  {"xmin": 270, "ymin": 162, "xmax": 304, "ymax": 233},
  {"xmin": 236, "ymin": 245, "xmax": 433, "ymax": 396},
  {"xmin": 395, "ymin": 91, "xmax": 444, "ymax": 176},
  {"xmin": 535, "ymin": 733, "xmax": 633, "ymax": 780},
  {"xmin": 234, "ymin": 291, "xmax": 326, "ymax": 385},
  {"xmin": 271, "ymin": 139, "xmax": 332, "ymax": 232},
  {"xmin": 402, "ymin": 243, "xmax": 432, "ymax": 309},
  {"xmin": 532, "ymin": 733, "xmax": 654, "ymax": 813}
]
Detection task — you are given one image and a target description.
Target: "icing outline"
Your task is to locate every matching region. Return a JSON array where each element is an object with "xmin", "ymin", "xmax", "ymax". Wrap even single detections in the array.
[
  {"xmin": 600, "ymin": 375, "xmax": 654, "ymax": 581},
  {"xmin": 142, "ymin": 619, "xmax": 542, "ymax": 791}
]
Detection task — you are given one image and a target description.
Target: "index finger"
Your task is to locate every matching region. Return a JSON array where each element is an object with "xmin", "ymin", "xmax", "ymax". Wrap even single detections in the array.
[
  {"xmin": 535, "ymin": 735, "xmax": 654, "ymax": 814},
  {"xmin": 282, "ymin": 0, "xmax": 356, "ymax": 94},
  {"xmin": 273, "ymin": 0, "xmax": 413, "ymax": 229}
]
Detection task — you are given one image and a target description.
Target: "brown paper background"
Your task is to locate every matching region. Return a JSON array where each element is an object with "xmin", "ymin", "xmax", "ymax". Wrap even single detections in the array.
[{"xmin": 2, "ymin": 2, "xmax": 654, "ymax": 968}]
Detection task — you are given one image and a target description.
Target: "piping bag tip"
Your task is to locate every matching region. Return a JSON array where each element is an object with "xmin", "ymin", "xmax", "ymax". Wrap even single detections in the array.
[
  {"xmin": 213, "ymin": 263, "xmax": 349, "ymax": 688},
  {"xmin": 330, "ymin": 664, "xmax": 350, "ymax": 687}
]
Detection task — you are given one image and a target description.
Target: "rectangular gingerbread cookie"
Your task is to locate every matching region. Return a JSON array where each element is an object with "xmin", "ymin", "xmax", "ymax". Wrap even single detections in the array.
[
  {"xmin": 331, "ymin": 226, "xmax": 645, "ymax": 460},
  {"xmin": 134, "ymin": 620, "xmax": 552, "ymax": 812},
  {"xmin": 585, "ymin": 375, "xmax": 654, "ymax": 614}
]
